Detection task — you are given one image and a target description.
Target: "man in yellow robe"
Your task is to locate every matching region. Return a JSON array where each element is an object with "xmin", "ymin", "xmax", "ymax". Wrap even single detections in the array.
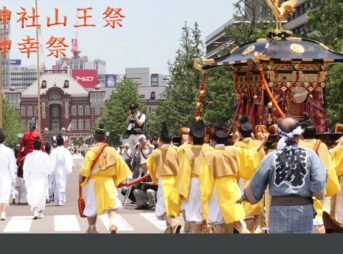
[
  {"xmin": 201, "ymin": 127, "xmax": 247, "ymax": 233},
  {"xmin": 176, "ymin": 120, "xmax": 212, "ymax": 233},
  {"xmin": 299, "ymin": 117, "xmax": 340, "ymax": 233},
  {"xmin": 79, "ymin": 125, "xmax": 131, "ymax": 233},
  {"xmin": 234, "ymin": 115, "xmax": 267, "ymax": 233},
  {"xmin": 146, "ymin": 123, "xmax": 181, "ymax": 234},
  {"xmin": 330, "ymin": 137, "xmax": 343, "ymax": 223}
]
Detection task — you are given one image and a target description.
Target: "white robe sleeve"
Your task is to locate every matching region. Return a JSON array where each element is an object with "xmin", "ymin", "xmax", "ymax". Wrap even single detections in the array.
[
  {"xmin": 44, "ymin": 153, "xmax": 54, "ymax": 176},
  {"xmin": 23, "ymin": 154, "xmax": 31, "ymax": 182},
  {"xmin": 64, "ymin": 149, "xmax": 73, "ymax": 174},
  {"xmin": 50, "ymin": 150, "xmax": 57, "ymax": 174},
  {"xmin": 8, "ymin": 148, "xmax": 16, "ymax": 182}
]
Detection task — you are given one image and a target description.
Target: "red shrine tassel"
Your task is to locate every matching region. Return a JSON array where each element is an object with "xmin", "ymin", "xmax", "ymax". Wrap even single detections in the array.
[{"xmin": 195, "ymin": 71, "xmax": 207, "ymax": 121}]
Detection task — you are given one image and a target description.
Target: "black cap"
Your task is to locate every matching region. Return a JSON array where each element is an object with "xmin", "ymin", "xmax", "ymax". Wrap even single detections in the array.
[
  {"xmin": 239, "ymin": 115, "xmax": 252, "ymax": 132},
  {"xmin": 0, "ymin": 128, "xmax": 5, "ymax": 144},
  {"xmin": 160, "ymin": 122, "xmax": 170, "ymax": 143},
  {"xmin": 212, "ymin": 129, "xmax": 228, "ymax": 142},
  {"xmin": 299, "ymin": 112, "xmax": 312, "ymax": 129},
  {"xmin": 129, "ymin": 104, "xmax": 138, "ymax": 110},
  {"xmin": 190, "ymin": 119, "xmax": 205, "ymax": 139},
  {"xmin": 95, "ymin": 123, "xmax": 106, "ymax": 136}
]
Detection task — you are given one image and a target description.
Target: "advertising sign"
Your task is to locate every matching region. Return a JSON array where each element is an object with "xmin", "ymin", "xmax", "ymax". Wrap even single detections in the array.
[
  {"xmin": 72, "ymin": 69, "xmax": 98, "ymax": 88},
  {"xmin": 105, "ymin": 74, "xmax": 117, "ymax": 88}
]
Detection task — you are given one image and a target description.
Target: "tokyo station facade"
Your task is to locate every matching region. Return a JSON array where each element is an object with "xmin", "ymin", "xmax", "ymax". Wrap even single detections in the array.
[{"xmin": 4, "ymin": 70, "xmax": 105, "ymax": 143}]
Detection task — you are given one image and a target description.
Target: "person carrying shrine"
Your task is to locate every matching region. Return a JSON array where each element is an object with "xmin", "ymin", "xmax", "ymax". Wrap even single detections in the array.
[
  {"xmin": 238, "ymin": 117, "xmax": 327, "ymax": 233},
  {"xmin": 146, "ymin": 123, "xmax": 181, "ymax": 234},
  {"xmin": 23, "ymin": 138, "xmax": 53, "ymax": 219},
  {"xmin": 299, "ymin": 113, "xmax": 341, "ymax": 233},
  {"xmin": 50, "ymin": 135, "xmax": 73, "ymax": 206},
  {"xmin": 79, "ymin": 124, "xmax": 131, "ymax": 233},
  {"xmin": 201, "ymin": 124, "xmax": 248, "ymax": 233},
  {"xmin": 234, "ymin": 115, "xmax": 268, "ymax": 233},
  {"xmin": 176, "ymin": 119, "xmax": 213, "ymax": 233},
  {"xmin": 330, "ymin": 136, "xmax": 343, "ymax": 223}
]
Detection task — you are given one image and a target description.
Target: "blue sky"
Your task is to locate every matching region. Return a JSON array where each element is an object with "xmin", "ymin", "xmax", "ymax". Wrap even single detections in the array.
[{"xmin": 3, "ymin": 0, "xmax": 235, "ymax": 74}]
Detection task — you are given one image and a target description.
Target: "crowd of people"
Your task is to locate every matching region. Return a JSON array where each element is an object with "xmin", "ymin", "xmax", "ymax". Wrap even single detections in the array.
[
  {"xmin": 77, "ymin": 103, "xmax": 343, "ymax": 234},
  {"xmin": 0, "ymin": 121, "xmax": 73, "ymax": 220},
  {"xmin": 1, "ymin": 102, "xmax": 343, "ymax": 235}
]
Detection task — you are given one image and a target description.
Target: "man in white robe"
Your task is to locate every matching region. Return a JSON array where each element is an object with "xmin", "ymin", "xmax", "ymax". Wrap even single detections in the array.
[
  {"xmin": 24, "ymin": 138, "xmax": 53, "ymax": 219},
  {"xmin": 50, "ymin": 135, "xmax": 73, "ymax": 206},
  {"xmin": 0, "ymin": 129, "xmax": 16, "ymax": 220}
]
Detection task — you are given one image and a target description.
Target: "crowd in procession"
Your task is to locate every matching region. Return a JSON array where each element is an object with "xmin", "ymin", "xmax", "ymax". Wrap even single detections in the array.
[{"xmin": 0, "ymin": 103, "xmax": 343, "ymax": 234}]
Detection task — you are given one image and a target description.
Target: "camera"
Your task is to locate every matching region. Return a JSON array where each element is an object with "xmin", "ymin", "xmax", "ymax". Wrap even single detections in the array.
[{"xmin": 129, "ymin": 114, "xmax": 136, "ymax": 123}]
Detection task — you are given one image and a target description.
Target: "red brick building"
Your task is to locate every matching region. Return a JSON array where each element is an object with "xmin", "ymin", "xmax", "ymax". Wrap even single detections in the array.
[{"xmin": 5, "ymin": 70, "xmax": 105, "ymax": 143}]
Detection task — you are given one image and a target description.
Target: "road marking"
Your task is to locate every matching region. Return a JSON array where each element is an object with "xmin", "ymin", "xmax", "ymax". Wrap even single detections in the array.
[
  {"xmin": 139, "ymin": 213, "xmax": 166, "ymax": 231},
  {"xmin": 3, "ymin": 216, "xmax": 33, "ymax": 233},
  {"xmin": 99, "ymin": 214, "xmax": 134, "ymax": 231},
  {"xmin": 54, "ymin": 215, "xmax": 81, "ymax": 232}
]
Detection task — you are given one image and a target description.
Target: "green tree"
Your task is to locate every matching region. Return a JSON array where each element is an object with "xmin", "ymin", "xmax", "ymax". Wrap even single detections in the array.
[
  {"xmin": 224, "ymin": 0, "xmax": 274, "ymax": 48},
  {"xmin": 2, "ymin": 100, "xmax": 22, "ymax": 148},
  {"xmin": 203, "ymin": 68, "xmax": 235, "ymax": 126},
  {"xmin": 305, "ymin": 0, "xmax": 343, "ymax": 127},
  {"xmin": 99, "ymin": 78, "xmax": 145, "ymax": 146},
  {"xmin": 306, "ymin": 0, "xmax": 343, "ymax": 52},
  {"xmin": 150, "ymin": 22, "xmax": 203, "ymax": 135}
]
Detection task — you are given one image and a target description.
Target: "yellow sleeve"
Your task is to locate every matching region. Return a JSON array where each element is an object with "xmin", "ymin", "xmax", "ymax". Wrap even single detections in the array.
[
  {"xmin": 147, "ymin": 153, "xmax": 158, "ymax": 184},
  {"xmin": 175, "ymin": 151, "xmax": 192, "ymax": 200},
  {"xmin": 331, "ymin": 146, "xmax": 343, "ymax": 177},
  {"xmin": 113, "ymin": 155, "xmax": 132, "ymax": 187},
  {"xmin": 318, "ymin": 144, "xmax": 340, "ymax": 196},
  {"xmin": 236, "ymin": 147, "xmax": 257, "ymax": 181},
  {"xmin": 79, "ymin": 150, "xmax": 94, "ymax": 177},
  {"xmin": 199, "ymin": 159, "xmax": 214, "ymax": 221}
]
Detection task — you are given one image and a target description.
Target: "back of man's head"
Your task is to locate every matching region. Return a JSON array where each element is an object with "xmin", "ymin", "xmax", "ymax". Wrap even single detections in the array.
[
  {"xmin": 33, "ymin": 138, "xmax": 42, "ymax": 150},
  {"xmin": 277, "ymin": 117, "xmax": 300, "ymax": 134},
  {"xmin": 57, "ymin": 135, "xmax": 64, "ymax": 146},
  {"xmin": 0, "ymin": 129, "xmax": 5, "ymax": 144}
]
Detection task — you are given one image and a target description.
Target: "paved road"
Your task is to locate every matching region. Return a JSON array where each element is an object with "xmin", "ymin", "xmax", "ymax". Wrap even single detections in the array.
[{"xmin": 0, "ymin": 153, "xmax": 178, "ymax": 234}]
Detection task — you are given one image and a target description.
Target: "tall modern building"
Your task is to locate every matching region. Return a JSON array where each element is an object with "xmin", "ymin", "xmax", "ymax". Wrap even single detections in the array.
[
  {"xmin": 0, "ymin": 8, "xmax": 11, "ymax": 89},
  {"xmin": 125, "ymin": 67, "xmax": 167, "ymax": 113},
  {"xmin": 9, "ymin": 65, "xmax": 42, "ymax": 89}
]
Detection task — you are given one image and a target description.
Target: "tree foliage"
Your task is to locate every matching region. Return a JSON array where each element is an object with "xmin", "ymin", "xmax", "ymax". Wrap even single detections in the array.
[
  {"xmin": 305, "ymin": 0, "xmax": 343, "ymax": 127},
  {"xmin": 147, "ymin": 22, "xmax": 203, "ymax": 136},
  {"xmin": 225, "ymin": 0, "xmax": 274, "ymax": 47},
  {"xmin": 2, "ymin": 100, "xmax": 22, "ymax": 148},
  {"xmin": 99, "ymin": 78, "xmax": 145, "ymax": 146}
]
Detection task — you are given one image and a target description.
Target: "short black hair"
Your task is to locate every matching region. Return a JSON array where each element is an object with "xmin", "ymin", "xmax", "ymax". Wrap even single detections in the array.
[
  {"xmin": 0, "ymin": 129, "xmax": 5, "ymax": 144},
  {"xmin": 239, "ymin": 127, "xmax": 252, "ymax": 138},
  {"xmin": 303, "ymin": 125, "xmax": 317, "ymax": 139},
  {"xmin": 192, "ymin": 136, "xmax": 204, "ymax": 145},
  {"xmin": 57, "ymin": 135, "xmax": 64, "ymax": 146},
  {"xmin": 45, "ymin": 142, "xmax": 52, "ymax": 154},
  {"xmin": 160, "ymin": 136, "xmax": 171, "ymax": 144},
  {"xmin": 94, "ymin": 133, "xmax": 106, "ymax": 142},
  {"xmin": 33, "ymin": 138, "xmax": 42, "ymax": 150}
]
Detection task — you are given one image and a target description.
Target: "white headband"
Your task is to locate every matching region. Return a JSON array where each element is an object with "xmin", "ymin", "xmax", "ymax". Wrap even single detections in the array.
[{"xmin": 277, "ymin": 126, "xmax": 303, "ymax": 150}]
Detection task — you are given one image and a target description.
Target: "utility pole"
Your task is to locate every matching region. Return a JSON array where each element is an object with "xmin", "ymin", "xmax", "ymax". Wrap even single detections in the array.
[
  {"xmin": 0, "ymin": 50, "xmax": 3, "ymax": 129},
  {"xmin": 35, "ymin": 0, "xmax": 41, "ymax": 131},
  {"xmin": 0, "ymin": 19, "xmax": 3, "ymax": 129}
]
